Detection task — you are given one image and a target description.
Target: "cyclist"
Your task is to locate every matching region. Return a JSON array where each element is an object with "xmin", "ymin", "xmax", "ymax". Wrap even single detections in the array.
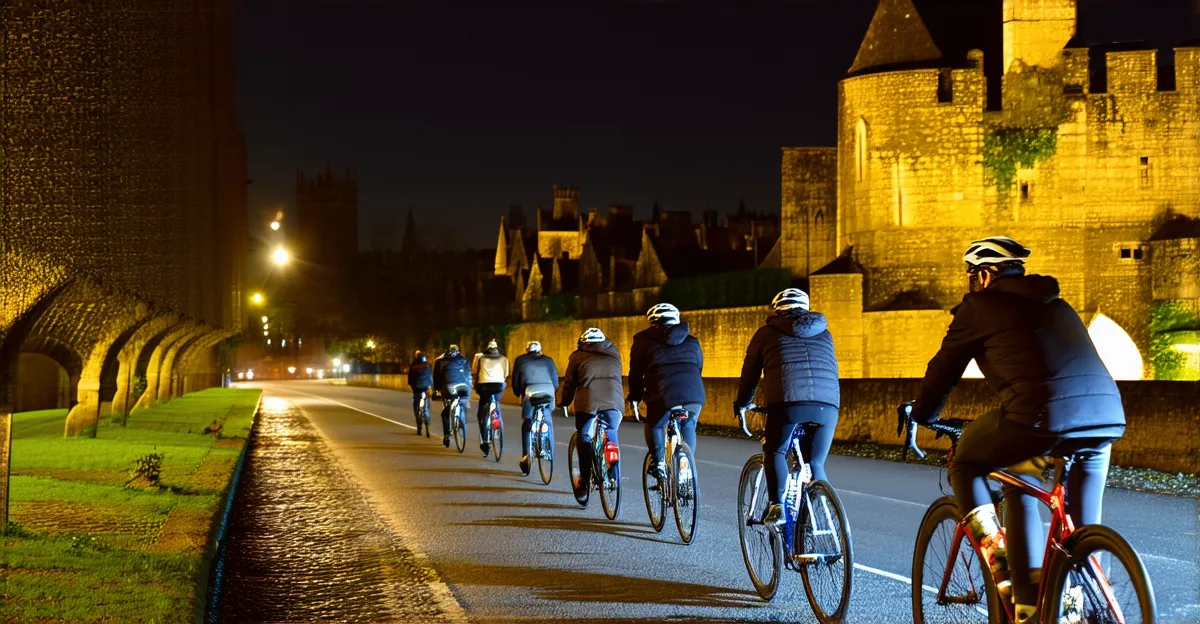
[
  {"xmin": 558, "ymin": 327, "xmax": 623, "ymax": 502},
  {"xmin": 905, "ymin": 236, "xmax": 1125, "ymax": 623},
  {"xmin": 628, "ymin": 302, "xmax": 704, "ymax": 481},
  {"xmin": 511, "ymin": 340, "xmax": 559, "ymax": 476},
  {"xmin": 407, "ymin": 350, "xmax": 433, "ymax": 435},
  {"xmin": 733, "ymin": 288, "xmax": 839, "ymax": 528},
  {"xmin": 472, "ymin": 339, "xmax": 510, "ymax": 457},
  {"xmin": 433, "ymin": 344, "xmax": 472, "ymax": 448}
]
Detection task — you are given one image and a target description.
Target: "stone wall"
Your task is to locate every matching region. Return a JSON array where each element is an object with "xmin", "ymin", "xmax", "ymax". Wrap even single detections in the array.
[
  {"xmin": 348, "ymin": 373, "xmax": 1200, "ymax": 475},
  {"xmin": 781, "ymin": 148, "xmax": 838, "ymax": 278}
]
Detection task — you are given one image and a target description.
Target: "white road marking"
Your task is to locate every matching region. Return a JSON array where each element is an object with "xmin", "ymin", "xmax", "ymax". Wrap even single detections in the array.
[{"xmin": 268, "ymin": 386, "xmax": 418, "ymax": 430}]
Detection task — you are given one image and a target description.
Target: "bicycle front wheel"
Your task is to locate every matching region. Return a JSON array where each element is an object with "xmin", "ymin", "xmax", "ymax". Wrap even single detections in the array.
[
  {"xmin": 797, "ymin": 480, "xmax": 852, "ymax": 623},
  {"xmin": 738, "ymin": 454, "xmax": 782, "ymax": 601},
  {"xmin": 912, "ymin": 496, "xmax": 995, "ymax": 624},
  {"xmin": 1044, "ymin": 524, "xmax": 1157, "ymax": 624},
  {"xmin": 453, "ymin": 407, "xmax": 467, "ymax": 454},
  {"xmin": 673, "ymin": 443, "xmax": 699, "ymax": 545},
  {"xmin": 599, "ymin": 452, "xmax": 621, "ymax": 521},
  {"xmin": 642, "ymin": 452, "xmax": 666, "ymax": 532},
  {"xmin": 491, "ymin": 415, "xmax": 504, "ymax": 462}
]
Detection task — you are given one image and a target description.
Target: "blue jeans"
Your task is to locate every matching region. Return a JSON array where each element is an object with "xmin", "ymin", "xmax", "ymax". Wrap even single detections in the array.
[
  {"xmin": 949, "ymin": 409, "xmax": 1116, "ymax": 605},
  {"xmin": 575, "ymin": 409, "xmax": 622, "ymax": 485},
  {"xmin": 521, "ymin": 398, "xmax": 556, "ymax": 458}
]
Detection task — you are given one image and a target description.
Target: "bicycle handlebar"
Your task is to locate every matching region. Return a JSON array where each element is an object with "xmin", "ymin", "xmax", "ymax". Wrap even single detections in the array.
[
  {"xmin": 896, "ymin": 402, "xmax": 967, "ymax": 462},
  {"xmin": 736, "ymin": 403, "xmax": 764, "ymax": 439},
  {"xmin": 629, "ymin": 400, "xmax": 643, "ymax": 423}
]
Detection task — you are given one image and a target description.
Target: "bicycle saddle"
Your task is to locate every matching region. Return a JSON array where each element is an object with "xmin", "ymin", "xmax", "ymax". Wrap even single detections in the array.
[
  {"xmin": 1046, "ymin": 437, "xmax": 1112, "ymax": 460},
  {"xmin": 529, "ymin": 394, "xmax": 554, "ymax": 407}
]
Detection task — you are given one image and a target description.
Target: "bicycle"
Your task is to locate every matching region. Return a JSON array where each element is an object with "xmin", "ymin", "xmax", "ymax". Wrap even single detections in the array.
[
  {"xmin": 483, "ymin": 394, "xmax": 504, "ymax": 462},
  {"xmin": 633, "ymin": 402, "xmax": 700, "ymax": 544},
  {"xmin": 446, "ymin": 388, "xmax": 468, "ymax": 454},
  {"xmin": 898, "ymin": 405, "xmax": 1157, "ymax": 624},
  {"xmin": 527, "ymin": 394, "xmax": 555, "ymax": 484},
  {"xmin": 416, "ymin": 392, "xmax": 430, "ymax": 438},
  {"xmin": 567, "ymin": 411, "xmax": 622, "ymax": 520},
  {"xmin": 735, "ymin": 404, "xmax": 853, "ymax": 623}
]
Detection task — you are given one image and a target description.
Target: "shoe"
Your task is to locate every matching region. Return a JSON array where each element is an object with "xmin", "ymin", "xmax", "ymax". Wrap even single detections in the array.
[
  {"xmin": 480, "ymin": 442, "xmax": 490, "ymax": 456},
  {"xmin": 415, "ymin": 425, "xmax": 423, "ymax": 436},
  {"xmin": 572, "ymin": 477, "xmax": 589, "ymax": 505},
  {"xmin": 763, "ymin": 503, "xmax": 785, "ymax": 527},
  {"xmin": 649, "ymin": 461, "xmax": 667, "ymax": 481},
  {"xmin": 519, "ymin": 455, "xmax": 531, "ymax": 476},
  {"xmin": 443, "ymin": 435, "xmax": 450, "ymax": 448}
]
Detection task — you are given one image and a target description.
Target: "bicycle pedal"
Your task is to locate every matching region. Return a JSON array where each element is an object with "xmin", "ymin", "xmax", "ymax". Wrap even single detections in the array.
[{"xmin": 793, "ymin": 553, "xmax": 821, "ymax": 565}]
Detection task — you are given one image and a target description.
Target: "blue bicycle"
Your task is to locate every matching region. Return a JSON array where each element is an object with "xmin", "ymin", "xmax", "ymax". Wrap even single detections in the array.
[{"xmin": 735, "ymin": 405, "xmax": 853, "ymax": 622}]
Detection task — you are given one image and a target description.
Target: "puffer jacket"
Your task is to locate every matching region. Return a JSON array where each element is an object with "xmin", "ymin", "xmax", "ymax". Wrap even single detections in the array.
[
  {"xmin": 407, "ymin": 358, "xmax": 433, "ymax": 390},
  {"xmin": 433, "ymin": 351, "xmax": 472, "ymax": 391},
  {"xmin": 559, "ymin": 340, "xmax": 624, "ymax": 414},
  {"xmin": 628, "ymin": 322, "xmax": 705, "ymax": 413},
  {"xmin": 472, "ymin": 348, "xmax": 510, "ymax": 385},
  {"xmin": 911, "ymin": 274, "xmax": 1125, "ymax": 437},
  {"xmin": 512, "ymin": 352, "xmax": 559, "ymax": 398},
  {"xmin": 736, "ymin": 312, "xmax": 839, "ymax": 409}
]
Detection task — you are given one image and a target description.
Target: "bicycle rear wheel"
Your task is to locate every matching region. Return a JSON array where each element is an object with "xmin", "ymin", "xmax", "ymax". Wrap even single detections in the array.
[
  {"xmin": 738, "ymin": 454, "xmax": 782, "ymax": 601},
  {"xmin": 453, "ymin": 406, "xmax": 467, "ymax": 454},
  {"xmin": 598, "ymin": 440, "xmax": 621, "ymax": 520},
  {"xmin": 535, "ymin": 418, "xmax": 553, "ymax": 485},
  {"xmin": 797, "ymin": 480, "xmax": 852, "ymax": 623},
  {"xmin": 491, "ymin": 411, "xmax": 504, "ymax": 462},
  {"xmin": 912, "ymin": 496, "xmax": 995, "ymax": 624},
  {"xmin": 567, "ymin": 433, "xmax": 587, "ymax": 507},
  {"xmin": 1044, "ymin": 524, "xmax": 1156, "ymax": 624},
  {"xmin": 673, "ymin": 443, "xmax": 699, "ymax": 545},
  {"xmin": 642, "ymin": 452, "xmax": 666, "ymax": 532},
  {"xmin": 423, "ymin": 408, "xmax": 430, "ymax": 438}
]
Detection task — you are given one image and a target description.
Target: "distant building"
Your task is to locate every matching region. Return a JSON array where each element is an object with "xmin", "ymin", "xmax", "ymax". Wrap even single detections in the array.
[
  {"xmin": 782, "ymin": 0, "xmax": 1200, "ymax": 379},
  {"xmin": 293, "ymin": 165, "xmax": 360, "ymax": 331}
]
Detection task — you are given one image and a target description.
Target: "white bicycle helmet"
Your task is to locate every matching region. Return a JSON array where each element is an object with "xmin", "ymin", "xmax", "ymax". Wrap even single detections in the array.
[
  {"xmin": 486, "ymin": 338, "xmax": 499, "ymax": 350},
  {"xmin": 579, "ymin": 327, "xmax": 606, "ymax": 343},
  {"xmin": 771, "ymin": 288, "xmax": 810, "ymax": 312},
  {"xmin": 963, "ymin": 236, "xmax": 1030, "ymax": 268},
  {"xmin": 646, "ymin": 303, "xmax": 680, "ymax": 326},
  {"xmin": 526, "ymin": 341, "xmax": 542, "ymax": 353}
]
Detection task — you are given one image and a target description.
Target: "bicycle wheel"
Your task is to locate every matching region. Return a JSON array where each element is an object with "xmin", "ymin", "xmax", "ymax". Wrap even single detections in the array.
[
  {"xmin": 642, "ymin": 452, "xmax": 666, "ymax": 533},
  {"xmin": 536, "ymin": 423, "xmax": 553, "ymax": 485},
  {"xmin": 491, "ymin": 411, "xmax": 504, "ymax": 462},
  {"xmin": 423, "ymin": 404, "xmax": 430, "ymax": 438},
  {"xmin": 599, "ymin": 445, "xmax": 621, "ymax": 520},
  {"xmin": 912, "ymin": 496, "xmax": 995, "ymax": 624},
  {"xmin": 673, "ymin": 443, "xmax": 699, "ymax": 545},
  {"xmin": 567, "ymin": 433, "xmax": 587, "ymax": 507},
  {"xmin": 738, "ymin": 454, "xmax": 782, "ymax": 601},
  {"xmin": 1044, "ymin": 524, "xmax": 1157, "ymax": 624},
  {"xmin": 453, "ymin": 406, "xmax": 467, "ymax": 454},
  {"xmin": 797, "ymin": 480, "xmax": 852, "ymax": 623}
]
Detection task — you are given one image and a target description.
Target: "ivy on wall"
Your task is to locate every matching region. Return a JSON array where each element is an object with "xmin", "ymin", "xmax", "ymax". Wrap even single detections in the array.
[
  {"xmin": 1148, "ymin": 301, "xmax": 1200, "ymax": 380},
  {"xmin": 982, "ymin": 127, "xmax": 1058, "ymax": 192},
  {"xmin": 661, "ymin": 268, "xmax": 791, "ymax": 311}
]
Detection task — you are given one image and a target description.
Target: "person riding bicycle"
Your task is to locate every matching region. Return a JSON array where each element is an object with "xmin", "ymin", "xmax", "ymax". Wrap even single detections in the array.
[
  {"xmin": 734, "ymin": 287, "xmax": 839, "ymax": 528},
  {"xmin": 558, "ymin": 327, "xmax": 624, "ymax": 503},
  {"xmin": 433, "ymin": 344, "xmax": 472, "ymax": 448},
  {"xmin": 472, "ymin": 339, "xmax": 510, "ymax": 457},
  {"xmin": 512, "ymin": 340, "xmax": 559, "ymax": 476},
  {"xmin": 407, "ymin": 350, "xmax": 433, "ymax": 435},
  {"xmin": 628, "ymin": 302, "xmax": 705, "ymax": 481},
  {"xmin": 905, "ymin": 236, "xmax": 1125, "ymax": 624}
]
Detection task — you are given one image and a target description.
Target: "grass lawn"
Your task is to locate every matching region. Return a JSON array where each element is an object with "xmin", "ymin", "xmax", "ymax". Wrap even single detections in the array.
[{"xmin": 1, "ymin": 387, "xmax": 261, "ymax": 623}]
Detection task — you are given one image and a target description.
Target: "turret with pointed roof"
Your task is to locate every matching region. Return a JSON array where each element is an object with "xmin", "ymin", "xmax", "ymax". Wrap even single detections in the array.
[{"xmin": 848, "ymin": 0, "xmax": 942, "ymax": 76}]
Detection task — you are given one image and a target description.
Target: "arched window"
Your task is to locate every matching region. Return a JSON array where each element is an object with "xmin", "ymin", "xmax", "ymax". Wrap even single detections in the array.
[{"xmin": 855, "ymin": 118, "xmax": 868, "ymax": 183}]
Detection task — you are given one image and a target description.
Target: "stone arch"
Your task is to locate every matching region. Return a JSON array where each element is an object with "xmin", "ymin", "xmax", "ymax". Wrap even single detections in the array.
[
  {"xmin": 138, "ymin": 321, "xmax": 203, "ymax": 408},
  {"xmin": 158, "ymin": 326, "xmax": 211, "ymax": 401},
  {"xmin": 173, "ymin": 329, "xmax": 231, "ymax": 397},
  {"xmin": 0, "ymin": 279, "xmax": 77, "ymax": 411},
  {"xmin": 112, "ymin": 314, "xmax": 183, "ymax": 416}
]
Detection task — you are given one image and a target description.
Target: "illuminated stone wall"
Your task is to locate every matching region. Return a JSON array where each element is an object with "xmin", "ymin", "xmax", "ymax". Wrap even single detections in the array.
[
  {"xmin": 0, "ymin": 1, "xmax": 245, "ymax": 435},
  {"xmin": 781, "ymin": 148, "xmax": 838, "ymax": 278}
]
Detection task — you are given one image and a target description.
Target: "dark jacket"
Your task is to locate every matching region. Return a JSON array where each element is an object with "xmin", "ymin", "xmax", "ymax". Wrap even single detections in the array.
[
  {"xmin": 512, "ymin": 353, "xmax": 559, "ymax": 398},
  {"xmin": 558, "ymin": 340, "xmax": 624, "ymax": 414},
  {"xmin": 911, "ymin": 274, "xmax": 1125, "ymax": 437},
  {"xmin": 407, "ymin": 358, "xmax": 433, "ymax": 391},
  {"xmin": 736, "ymin": 312, "xmax": 839, "ymax": 409},
  {"xmin": 433, "ymin": 351, "xmax": 472, "ymax": 391},
  {"xmin": 628, "ymin": 323, "xmax": 705, "ymax": 413}
]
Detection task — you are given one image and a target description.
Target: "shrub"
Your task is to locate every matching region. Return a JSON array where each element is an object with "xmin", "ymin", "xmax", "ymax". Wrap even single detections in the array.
[{"xmin": 129, "ymin": 451, "xmax": 164, "ymax": 486}]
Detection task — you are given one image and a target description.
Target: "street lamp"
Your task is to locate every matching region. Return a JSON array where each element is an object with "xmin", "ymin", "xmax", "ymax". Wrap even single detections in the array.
[
  {"xmin": 272, "ymin": 246, "xmax": 290, "ymax": 267},
  {"xmin": 251, "ymin": 292, "xmax": 264, "ymax": 306},
  {"xmin": 260, "ymin": 315, "xmax": 269, "ymax": 323},
  {"xmin": 366, "ymin": 339, "xmax": 376, "ymax": 349},
  {"xmin": 270, "ymin": 221, "xmax": 281, "ymax": 231}
]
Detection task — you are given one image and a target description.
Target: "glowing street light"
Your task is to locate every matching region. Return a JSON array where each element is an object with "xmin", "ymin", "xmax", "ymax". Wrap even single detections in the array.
[
  {"xmin": 263, "ymin": 330, "xmax": 268, "ymax": 336},
  {"xmin": 260, "ymin": 315, "xmax": 269, "ymax": 323},
  {"xmin": 332, "ymin": 358, "xmax": 341, "ymax": 368},
  {"xmin": 287, "ymin": 366, "xmax": 297, "ymax": 375},
  {"xmin": 251, "ymin": 292, "xmax": 264, "ymax": 306},
  {"xmin": 270, "ymin": 221, "xmax": 281, "ymax": 231},
  {"xmin": 263, "ymin": 323, "xmax": 269, "ymax": 330},
  {"xmin": 305, "ymin": 367, "xmax": 314, "ymax": 375},
  {"xmin": 272, "ymin": 246, "xmax": 290, "ymax": 267},
  {"xmin": 366, "ymin": 339, "xmax": 376, "ymax": 349}
]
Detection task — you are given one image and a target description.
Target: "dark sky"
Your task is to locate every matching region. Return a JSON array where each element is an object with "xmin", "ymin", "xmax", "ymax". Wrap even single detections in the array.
[{"xmin": 235, "ymin": 0, "xmax": 1198, "ymax": 252}]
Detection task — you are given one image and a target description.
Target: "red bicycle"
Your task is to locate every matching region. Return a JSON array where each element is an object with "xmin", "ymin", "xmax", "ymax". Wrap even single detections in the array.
[{"xmin": 898, "ymin": 407, "xmax": 1157, "ymax": 624}]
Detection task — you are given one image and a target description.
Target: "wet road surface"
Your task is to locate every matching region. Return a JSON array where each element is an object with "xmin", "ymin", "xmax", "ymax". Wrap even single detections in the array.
[
  {"xmin": 213, "ymin": 396, "xmax": 464, "ymax": 623},
  {"xmin": 243, "ymin": 381, "xmax": 1199, "ymax": 623}
]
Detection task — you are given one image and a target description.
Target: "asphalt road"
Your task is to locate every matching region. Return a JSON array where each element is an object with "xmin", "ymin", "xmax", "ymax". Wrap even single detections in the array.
[{"xmin": 249, "ymin": 380, "xmax": 1199, "ymax": 624}]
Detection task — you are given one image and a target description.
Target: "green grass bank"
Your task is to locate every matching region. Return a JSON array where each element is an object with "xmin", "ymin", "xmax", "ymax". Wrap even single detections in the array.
[{"xmin": 0, "ymin": 387, "xmax": 261, "ymax": 623}]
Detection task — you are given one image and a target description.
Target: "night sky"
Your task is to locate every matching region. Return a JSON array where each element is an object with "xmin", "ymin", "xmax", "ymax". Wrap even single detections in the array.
[{"xmin": 236, "ymin": 0, "xmax": 1198, "ymax": 252}]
